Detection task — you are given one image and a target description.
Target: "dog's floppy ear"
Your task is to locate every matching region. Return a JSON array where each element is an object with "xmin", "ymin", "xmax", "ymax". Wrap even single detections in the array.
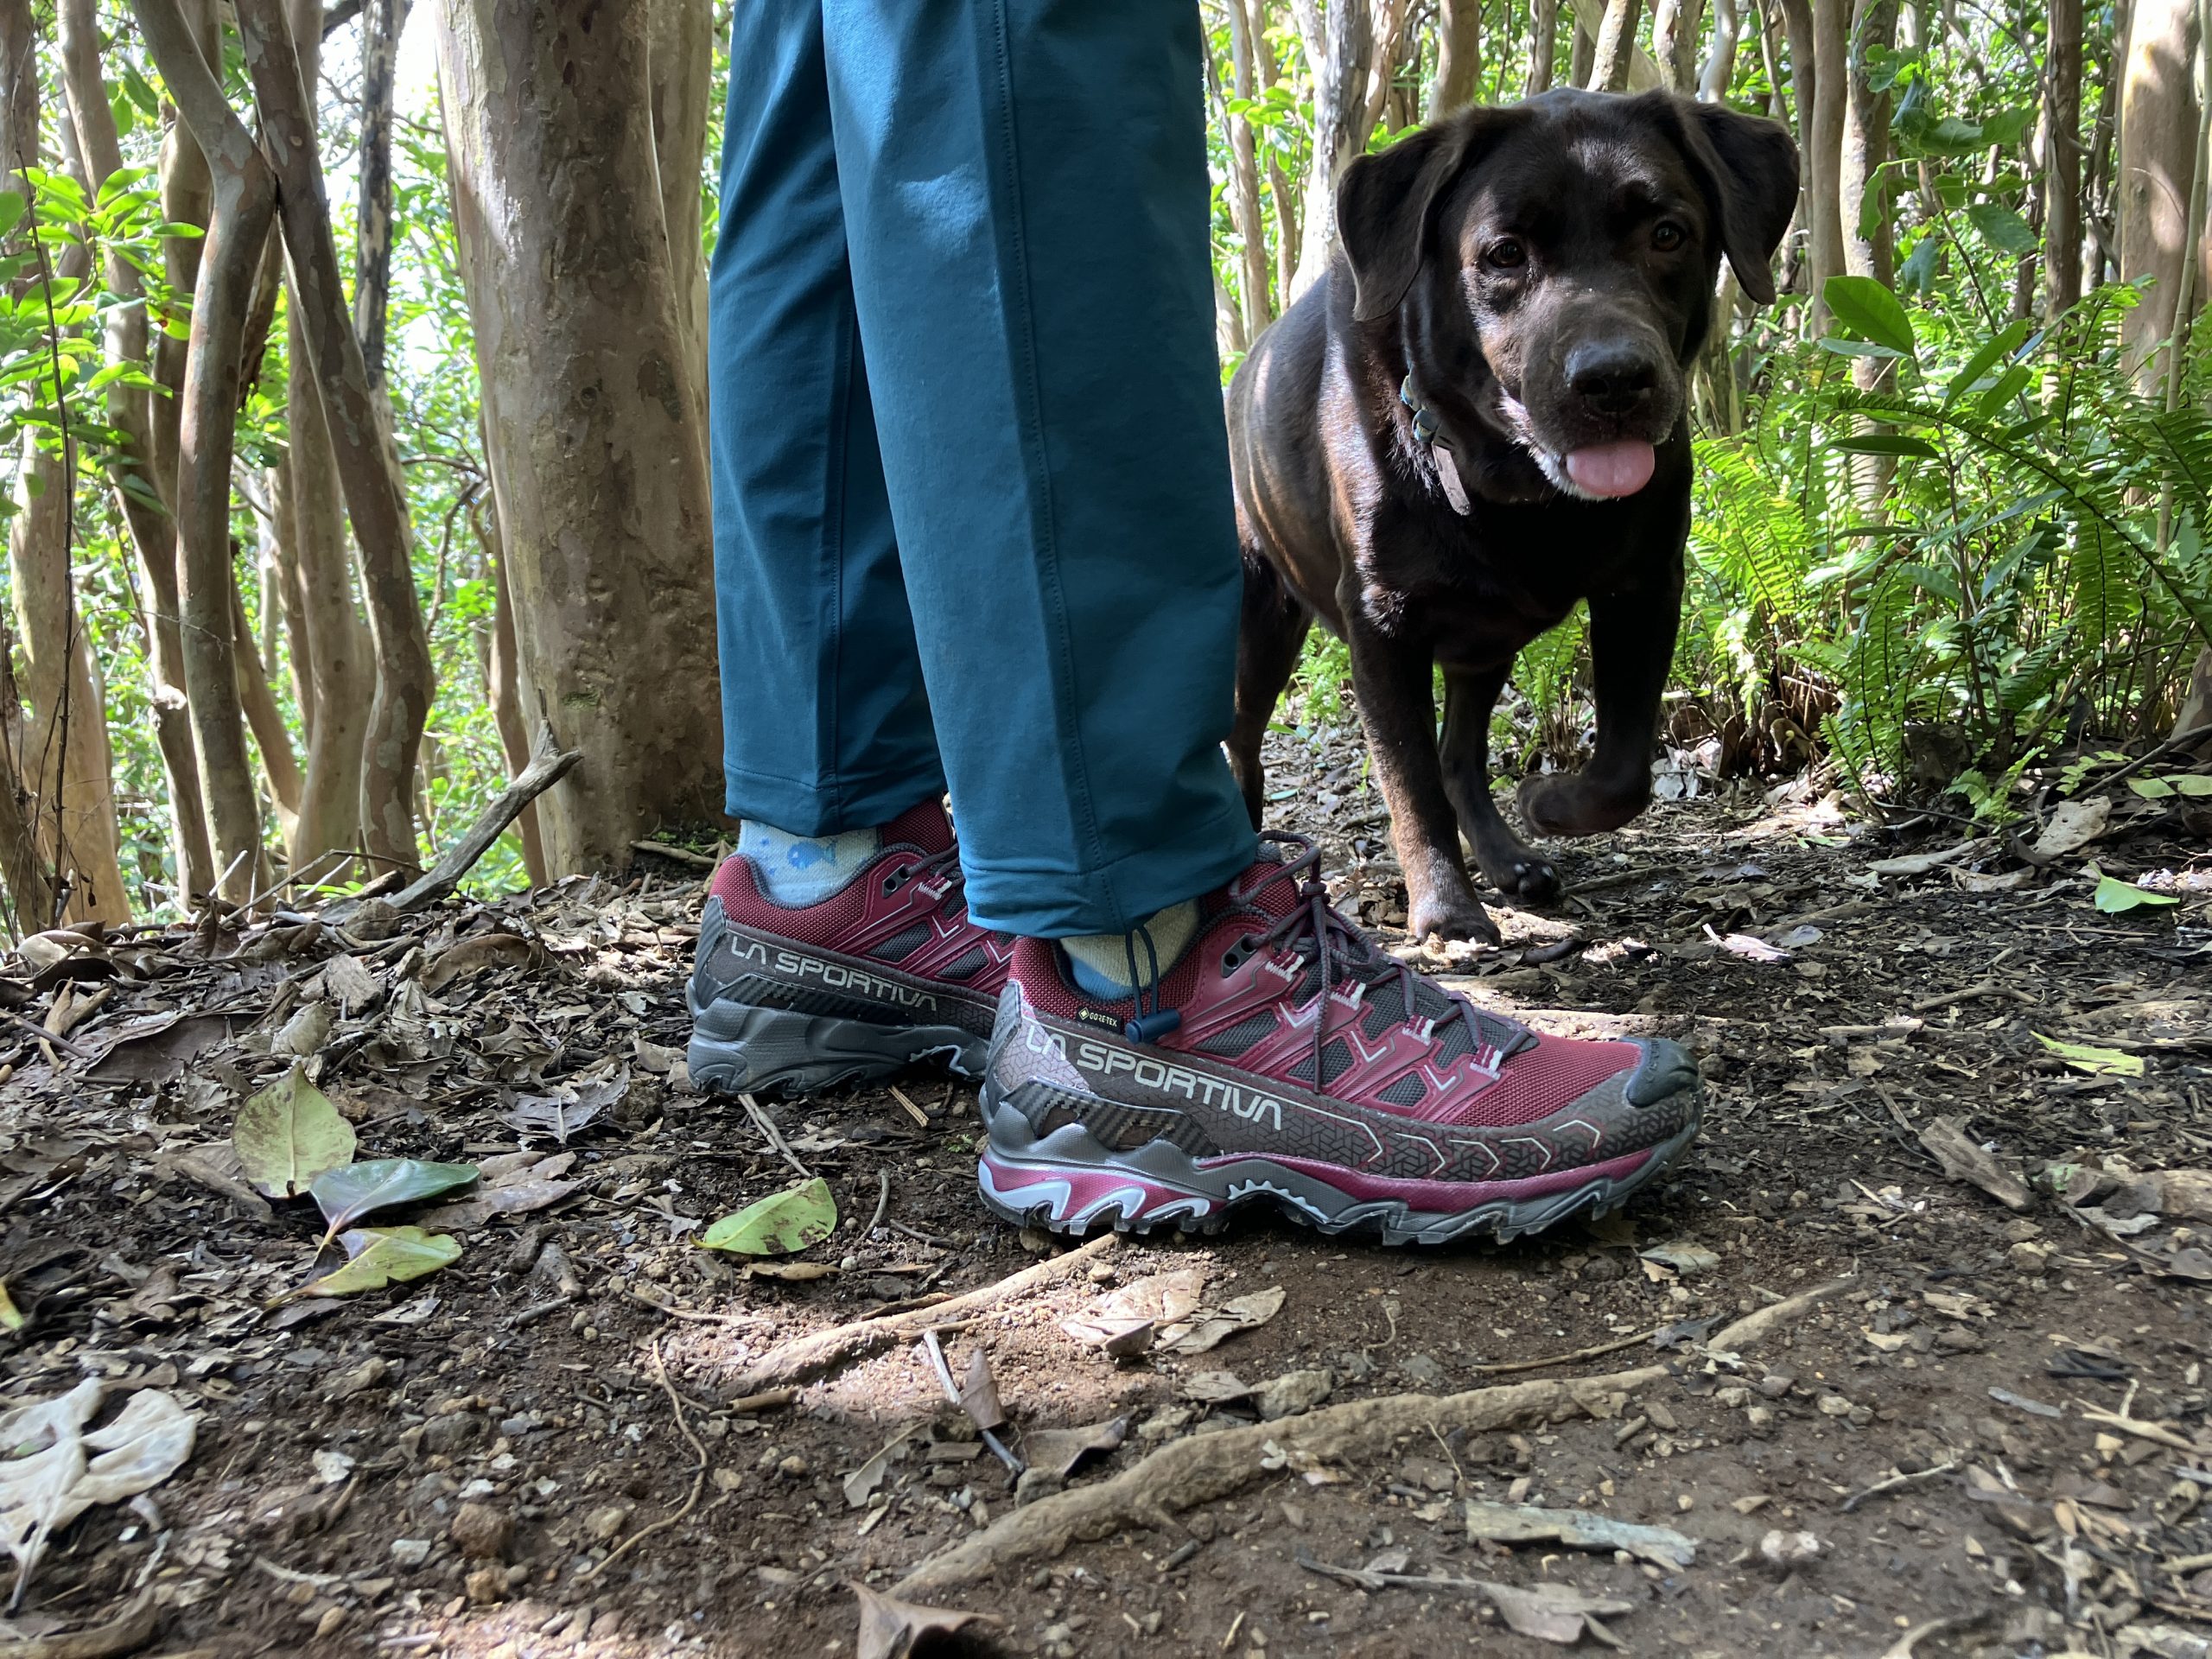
[
  {"xmin": 1337, "ymin": 110, "xmax": 1510, "ymax": 324},
  {"xmin": 1675, "ymin": 100, "xmax": 1799, "ymax": 305}
]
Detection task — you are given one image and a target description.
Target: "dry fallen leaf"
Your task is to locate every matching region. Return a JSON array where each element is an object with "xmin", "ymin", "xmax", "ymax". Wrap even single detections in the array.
[
  {"xmin": 2031, "ymin": 796, "xmax": 2111, "ymax": 858},
  {"xmin": 1020, "ymin": 1416, "xmax": 1128, "ymax": 1480},
  {"xmin": 1482, "ymin": 1580, "xmax": 1638, "ymax": 1647},
  {"xmin": 1160, "ymin": 1283, "xmax": 1287, "ymax": 1355},
  {"xmin": 849, "ymin": 1580, "xmax": 995, "ymax": 1659},
  {"xmin": 1062, "ymin": 1267, "xmax": 1205, "ymax": 1351},
  {"xmin": 1917, "ymin": 1117, "xmax": 2033, "ymax": 1213},
  {"xmin": 0, "ymin": 1381, "xmax": 195, "ymax": 1600}
]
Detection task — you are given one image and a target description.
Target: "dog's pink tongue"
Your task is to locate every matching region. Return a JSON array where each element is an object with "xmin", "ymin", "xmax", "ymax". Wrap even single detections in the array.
[{"xmin": 1564, "ymin": 440, "xmax": 1656, "ymax": 498}]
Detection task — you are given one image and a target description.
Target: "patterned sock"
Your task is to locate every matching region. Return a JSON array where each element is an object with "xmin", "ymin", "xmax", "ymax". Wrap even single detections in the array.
[
  {"xmin": 1063, "ymin": 899, "xmax": 1201, "ymax": 1001},
  {"xmin": 738, "ymin": 821, "xmax": 881, "ymax": 906}
]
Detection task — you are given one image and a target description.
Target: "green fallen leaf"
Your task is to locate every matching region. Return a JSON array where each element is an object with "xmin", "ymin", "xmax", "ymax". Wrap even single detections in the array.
[
  {"xmin": 2130, "ymin": 778, "xmax": 2174, "ymax": 798},
  {"xmin": 2094, "ymin": 875, "xmax": 2180, "ymax": 913},
  {"xmin": 700, "ymin": 1177, "xmax": 837, "ymax": 1255},
  {"xmin": 232, "ymin": 1065, "xmax": 355, "ymax": 1198},
  {"xmin": 295, "ymin": 1227, "xmax": 461, "ymax": 1300},
  {"xmin": 309, "ymin": 1159, "xmax": 479, "ymax": 1248},
  {"xmin": 0, "ymin": 1278, "xmax": 22, "ymax": 1332},
  {"xmin": 2033, "ymin": 1033, "xmax": 2145, "ymax": 1077},
  {"xmin": 2180, "ymin": 775, "xmax": 2212, "ymax": 797}
]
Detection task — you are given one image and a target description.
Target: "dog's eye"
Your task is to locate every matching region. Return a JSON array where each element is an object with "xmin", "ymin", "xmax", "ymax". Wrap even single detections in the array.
[
  {"xmin": 1652, "ymin": 220, "xmax": 1687, "ymax": 252},
  {"xmin": 1484, "ymin": 238, "xmax": 1527, "ymax": 270}
]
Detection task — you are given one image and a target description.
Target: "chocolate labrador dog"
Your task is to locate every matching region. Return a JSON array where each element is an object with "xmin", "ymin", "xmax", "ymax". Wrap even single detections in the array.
[{"xmin": 1226, "ymin": 89, "xmax": 1796, "ymax": 944}]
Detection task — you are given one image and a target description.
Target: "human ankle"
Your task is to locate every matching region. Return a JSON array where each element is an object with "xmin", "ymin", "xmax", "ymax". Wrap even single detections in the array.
[{"xmin": 737, "ymin": 820, "xmax": 881, "ymax": 906}]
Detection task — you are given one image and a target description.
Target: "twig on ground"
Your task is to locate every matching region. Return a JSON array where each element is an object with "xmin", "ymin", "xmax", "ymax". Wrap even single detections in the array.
[
  {"xmin": 1878, "ymin": 1611, "xmax": 1988, "ymax": 1658},
  {"xmin": 3, "ymin": 1589, "xmax": 159, "ymax": 1659},
  {"xmin": 2096, "ymin": 723, "xmax": 2212, "ymax": 791},
  {"xmin": 626, "ymin": 1287, "xmax": 767, "ymax": 1326},
  {"xmin": 868, "ymin": 1169, "xmax": 892, "ymax": 1233},
  {"xmin": 741, "ymin": 1092, "xmax": 812, "ymax": 1180},
  {"xmin": 1566, "ymin": 864, "xmax": 1678, "ymax": 897},
  {"xmin": 919, "ymin": 1328, "xmax": 1023, "ymax": 1475},
  {"xmin": 631, "ymin": 839, "xmax": 720, "ymax": 869},
  {"xmin": 1910, "ymin": 979, "xmax": 2033, "ymax": 1014},
  {"xmin": 1467, "ymin": 1326, "xmax": 1662, "ymax": 1375},
  {"xmin": 582, "ymin": 1336, "xmax": 708, "ymax": 1581},
  {"xmin": 888, "ymin": 1084, "xmax": 929, "ymax": 1127},
  {"xmin": 725, "ymin": 1232, "xmax": 1119, "ymax": 1396},
  {"xmin": 892, "ymin": 1277, "xmax": 1853, "ymax": 1599},
  {"xmin": 5, "ymin": 1009, "xmax": 92, "ymax": 1059},
  {"xmin": 386, "ymin": 723, "xmax": 581, "ymax": 917},
  {"xmin": 1841, "ymin": 1459, "xmax": 1959, "ymax": 1513},
  {"xmin": 2079, "ymin": 1406, "xmax": 2212, "ymax": 1457}
]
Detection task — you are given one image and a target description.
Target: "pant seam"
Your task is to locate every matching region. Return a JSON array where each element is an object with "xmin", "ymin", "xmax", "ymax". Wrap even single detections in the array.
[{"xmin": 979, "ymin": 0, "xmax": 1120, "ymax": 925}]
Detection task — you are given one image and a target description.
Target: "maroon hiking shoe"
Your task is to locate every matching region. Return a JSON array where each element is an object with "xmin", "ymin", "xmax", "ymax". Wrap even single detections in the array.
[
  {"xmin": 976, "ymin": 835, "xmax": 1700, "ymax": 1243},
  {"xmin": 688, "ymin": 801, "xmax": 1014, "ymax": 1095}
]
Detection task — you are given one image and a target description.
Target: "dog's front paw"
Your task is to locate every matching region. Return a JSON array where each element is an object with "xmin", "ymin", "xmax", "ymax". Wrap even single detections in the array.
[
  {"xmin": 1493, "ymin": 855, "xmax": 1561, "ymax": 903},
  {"xmin": 1407, "ymin": 889, "xmax": 1500, "ymax": 948},
  {"xmin": 1517, "ymin": 772, "xmax": 1649, "ymax": 839}
]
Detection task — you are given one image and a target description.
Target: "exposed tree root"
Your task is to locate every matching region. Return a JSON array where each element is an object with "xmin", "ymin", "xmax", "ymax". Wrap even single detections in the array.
[
  {"xmin": 893, "ymin": 1277, "xmax": 1849, "ymax": 1599},
  {"xmin": 723, "ymin": 1233, "xmax": 1122, "ymax": 1398}
]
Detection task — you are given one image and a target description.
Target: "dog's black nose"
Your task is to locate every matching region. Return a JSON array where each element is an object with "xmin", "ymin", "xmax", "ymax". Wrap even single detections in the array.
[{"xmin": 1564, "ymin": 343, "xmax": 1659, "ymax": 416}]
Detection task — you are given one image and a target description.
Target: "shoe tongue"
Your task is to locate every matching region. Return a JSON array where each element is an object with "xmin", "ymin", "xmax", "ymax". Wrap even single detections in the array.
[{"xmin": 881, "ymin": 798, "xmax": 956, "ymax": 855}]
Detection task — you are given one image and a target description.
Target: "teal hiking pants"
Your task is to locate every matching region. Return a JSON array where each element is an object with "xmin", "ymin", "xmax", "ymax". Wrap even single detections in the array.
[{"xmin": 709, "ymin": 0, "xmax": 1258, "ymax": 938}]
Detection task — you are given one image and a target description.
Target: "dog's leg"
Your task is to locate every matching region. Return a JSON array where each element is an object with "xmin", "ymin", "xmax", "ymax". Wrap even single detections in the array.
[
  {"xmin": 1348, "ymin": 626, "xmax": 1497, "ymax": 944},
  {"xmin": 1228, "ymin": 558, "xmax": 1313, "ymax": 829},
  {"xmin": 1518, "ymin": 582, "xmax": 1680, "ymax": 838},
  {"xmin": 1440, "ymin": 664, "xmax": 1561, "ymax": 902}
]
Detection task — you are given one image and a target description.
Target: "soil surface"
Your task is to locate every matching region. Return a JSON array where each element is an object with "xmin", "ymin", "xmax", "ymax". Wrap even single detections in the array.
[{"xmin": 3, "ymin": 723, "xmax": 2210, "ymax": 1659}]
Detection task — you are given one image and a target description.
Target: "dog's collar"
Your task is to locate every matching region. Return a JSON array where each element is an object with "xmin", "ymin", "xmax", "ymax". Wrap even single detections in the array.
[{"xmin": 1398, "ymin": 375, "xmax": 1472, "ymax": 516}]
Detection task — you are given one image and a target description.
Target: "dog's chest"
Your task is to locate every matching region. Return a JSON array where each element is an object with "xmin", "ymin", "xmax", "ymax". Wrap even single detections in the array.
[{"xmin": 1357, "ymin": 500, "xmax": 1637, "ymax": 645}]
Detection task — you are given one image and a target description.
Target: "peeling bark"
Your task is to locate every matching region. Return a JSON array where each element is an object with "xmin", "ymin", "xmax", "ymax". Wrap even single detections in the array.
[{"xmin": 434, "ymin": 0, "xmax": 725, "ymax": 873}]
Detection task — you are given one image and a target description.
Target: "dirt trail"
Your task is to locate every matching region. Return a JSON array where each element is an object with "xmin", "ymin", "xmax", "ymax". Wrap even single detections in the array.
[{"xmin": 1, "ymin": 733, "xmax": 2208, "ymax": 1659}]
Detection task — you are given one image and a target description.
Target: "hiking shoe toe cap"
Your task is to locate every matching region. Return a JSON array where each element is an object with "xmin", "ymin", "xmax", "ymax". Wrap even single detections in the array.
[{"xmin": 1624, "ymin": 1036, "xmax": 1700, "ymax": 1108}]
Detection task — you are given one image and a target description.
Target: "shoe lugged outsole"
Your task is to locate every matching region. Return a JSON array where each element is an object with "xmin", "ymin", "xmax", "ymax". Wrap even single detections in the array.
[
  {"xmin": 686, "ymin": 987, "xmax": 988, "ymax": 1098},
  {"xmin": 974, "ymin": 1067, "xmax": 1701, "ymax": 1246}
]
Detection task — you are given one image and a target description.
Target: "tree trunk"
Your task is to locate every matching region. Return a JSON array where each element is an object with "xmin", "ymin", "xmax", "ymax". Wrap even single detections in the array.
[
  {"xmin": 1224, "ymin": 0, "xmax": 1274, "ymax": 336},
  {"xmin": 1432, "ymin": 0, "xmax": 1483, "ymax": 114},
  {"xmin": 285, "ymin": 308, "xmax": 378, "ymax": 866},
  {"xmin": 0, "ymin": 717, "xmax": 56, "ymax": 936},
  {"xmin": 128, "ymin": 0, "xmax": 278, "ymax": 901},
  {"xmin": 1805, "ymin": 0, "xmax": 1850, "ymax": 326},
  {"xmin": 1653, "ymin": 0, "xmax": 1705, "ymax": 87},
  {"xmin": 1592, "ymin": 0, "xmax": 1645, "ymax": 90},
  {"xmin": 355, "ymin": 0, "xmax": 410, "ymax": 391},
  {"xmin": 1567, "ymin": 0, "xmax": 1666, "ymax": 86},
  {"xmin": 1291, "ymin": 0, "xmax": 1375, "ymax": 295},
  {"xmin": 2, "ymin": 1, "xmax": 129, "ymax": 927},
  {"xmin": 57, "ymin": 0, "xmax": 216, "ymax": 906},
  {"xmin": 1842, "ymin": 0, "xmax": 1897, "ymax": 285},
  {"xmin": 1529, "ymin": 0, "xmax": 1560, "ymax": 91},
  {"xmin": 1699, "ymin": 0, "xmax": 1742, "ymax": 98},
  {"xmin": 647, "ymin": 0, "xmax": 710, "ymax": 379},
  {"xmin": 2118, "ymin": 0, "xmax": 2199, "ymax": 387},
  {"xmin": 2086, "ymin": 0, "xmax": 2125, "ymax": 287},
  {"xmin": 485, "ymin": 508, "xmax": 546, "ymax": 886},
  {"xmin": 1571, "ymin": 9, "xmax": 1597, "ymax": 81},
  {"xmin": 235, "ymin": 0, "xmax": 436, "ymax": 874},
  {"xmin": 2047, "ymin": 0, "xmax": 2084, "ymax": 315},
  {"xmin": 231, "ymin": 563, "xmax": 302, "ymax": 830},
  {"xmin": 434, "ymin": 0, "xmax": 725, "ymax": 873}
]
